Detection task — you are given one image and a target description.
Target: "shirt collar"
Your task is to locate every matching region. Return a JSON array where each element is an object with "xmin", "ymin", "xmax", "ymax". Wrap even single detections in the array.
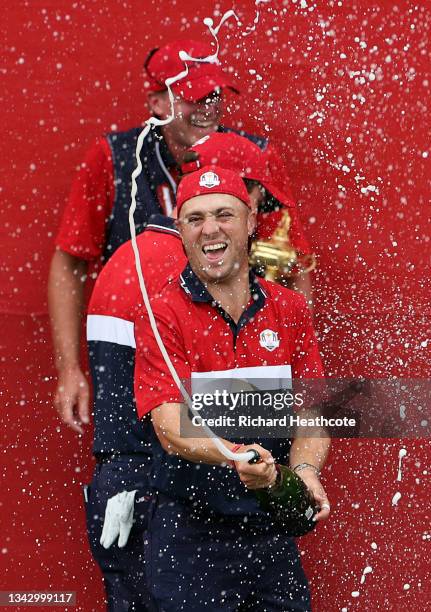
[
  {"xmin": 146, "ymin": 213, "xmax": 178, "ymax": 233},
  {"xmin": 179, "ymin": 263, "xmax": 267, "ymax": 307},
  {"xmin": 179, "ymin": 263, "xmax": 212, "ymax": 302}
]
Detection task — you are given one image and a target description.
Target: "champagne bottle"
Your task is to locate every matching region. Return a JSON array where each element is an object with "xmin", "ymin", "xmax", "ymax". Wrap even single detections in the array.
[{"xmin": 247, "ymin": 451, "xmax": 317, "ymax": 537}]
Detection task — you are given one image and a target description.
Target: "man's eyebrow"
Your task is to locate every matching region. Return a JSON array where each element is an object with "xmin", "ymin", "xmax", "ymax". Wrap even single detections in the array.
[{"xmin": 184, "ymin": 207, "xmax": 235, "ymax": 216}]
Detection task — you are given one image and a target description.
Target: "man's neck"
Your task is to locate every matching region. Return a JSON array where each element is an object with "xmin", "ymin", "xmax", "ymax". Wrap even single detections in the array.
[{"xmin": 204, "ymin": 273, "xmax": 251, "ymax": 324}]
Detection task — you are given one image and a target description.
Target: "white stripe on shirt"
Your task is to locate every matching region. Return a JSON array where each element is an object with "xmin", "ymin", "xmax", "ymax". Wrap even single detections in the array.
[
  {"xmin": 87, "ymin": 314, "xmax": 136, "ymax": 348},
  {"xmin": 192, "ymin": 365, "xmax": 292, "ymax": 392}
]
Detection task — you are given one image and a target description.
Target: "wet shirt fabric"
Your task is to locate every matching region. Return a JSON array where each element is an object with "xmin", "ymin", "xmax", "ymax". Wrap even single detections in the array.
[
  {"xmin": 86, "ymin": 215, "xmax": 187, "ymax": 458},
  {"xmin": 135, "ymin": 265, "xmax": 323, "ymax": 515},
  {"xmin": 55, "ymin": 125, "xmax": 311, "ymax": 263}
]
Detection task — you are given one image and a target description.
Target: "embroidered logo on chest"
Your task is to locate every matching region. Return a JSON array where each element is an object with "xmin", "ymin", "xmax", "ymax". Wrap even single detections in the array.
[{"xmin": 259, "ymin": 329, "xmax": 280, "ymax": 352}]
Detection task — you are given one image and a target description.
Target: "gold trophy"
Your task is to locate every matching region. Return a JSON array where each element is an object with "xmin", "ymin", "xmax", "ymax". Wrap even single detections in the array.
[{"xmin": 249, "ymin": 210, "xmax": 316, "ymax": 284}]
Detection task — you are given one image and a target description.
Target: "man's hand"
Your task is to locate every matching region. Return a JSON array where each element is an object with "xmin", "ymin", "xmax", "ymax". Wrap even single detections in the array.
[
  {"xmin": 296, "ymin": 467, "xmax": 331, "ymax": 522},
  {"xmin": 100, "ymin": 490, "xmax": 137, "ymax": 549},
  {"xmin": 234, "ymin": 445, "xmax": 277, "ymax": 490},
  {"xmin": 54, "ymin": 366, "xmax": 90, "ymax": 434}
]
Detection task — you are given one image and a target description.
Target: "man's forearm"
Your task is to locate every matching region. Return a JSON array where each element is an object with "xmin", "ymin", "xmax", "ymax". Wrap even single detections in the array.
[
  {"xmin": 289, "ymin": 434, "xmax": 331, "ymax": 521},
  {"xmin": 151, "ymin": 404, "xmax": 239, "ymax": 465},
  {"xmin": 289, "ymin": 434, "xmax": 331, "ymax": 473},
  {"xmin": 48, "ymin": 249, "xmax": 88, "ymax": 371},
  {"xmin": 150, "ymin": 403, "xmax": 277, "ymax": 488}
]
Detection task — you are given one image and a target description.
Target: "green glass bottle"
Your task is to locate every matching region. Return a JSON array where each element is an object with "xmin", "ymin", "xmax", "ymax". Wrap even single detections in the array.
[{"xmin": 253, "ymin": 462, "xmax": 317, "ymax": 537}]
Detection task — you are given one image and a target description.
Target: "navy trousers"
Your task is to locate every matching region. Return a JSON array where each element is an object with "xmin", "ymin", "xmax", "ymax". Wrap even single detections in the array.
[
  {"xmin": 144, "ymin": 494, "xmax": 311, "ymax": 612},
  {"xmin": 83, "ymin": 456, "xmax": 154, "ymax": 612}
]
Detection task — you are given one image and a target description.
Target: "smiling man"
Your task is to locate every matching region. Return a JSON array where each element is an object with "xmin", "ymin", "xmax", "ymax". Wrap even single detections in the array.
[
  {"xmin": 177, "ymin": 171, "xmax": 254, "ymax": 300},
  {"xmin": 134, "ymin": 166, "xmax": 331, "ymax": 611}
]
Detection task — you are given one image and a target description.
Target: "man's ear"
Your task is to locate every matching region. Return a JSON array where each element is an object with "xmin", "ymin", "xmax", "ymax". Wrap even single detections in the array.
[
  {"xmin": 147, "ymin": 91, "xmax": 170, "ymax": 119},
  {"xmin": 175, "ymin": 219, "xmax": 187, "ymax": 249},
  {"xmin": 247, "ymin": 209, "xmax": 257, "ymax": 236}
]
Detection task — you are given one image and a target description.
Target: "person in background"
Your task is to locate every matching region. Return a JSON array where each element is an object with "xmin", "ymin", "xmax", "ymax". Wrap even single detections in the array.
[{"xmin": 48, "ymin": 39, "xmax": 239, "ymax": 436}]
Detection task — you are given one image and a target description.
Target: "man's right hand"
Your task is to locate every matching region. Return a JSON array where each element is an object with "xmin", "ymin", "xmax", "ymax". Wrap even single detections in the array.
[
  {"xmin": 234, "ymin": 444, "xmax": 277, "ymax": 490},
  {"xmin": 54, "ymin": 366, "xmax": 90, "ymax": 434}
]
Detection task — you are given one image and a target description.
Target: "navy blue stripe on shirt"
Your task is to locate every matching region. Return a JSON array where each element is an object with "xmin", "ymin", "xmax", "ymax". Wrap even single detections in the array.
[{"xmin": 88, "ymin": 339, "xmax": 152, "ymax": 457}]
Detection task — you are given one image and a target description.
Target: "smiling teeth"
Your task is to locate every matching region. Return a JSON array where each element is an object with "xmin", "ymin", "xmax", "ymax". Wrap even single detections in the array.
[
  {"xmin": 203, "ymin": 243, "xmax": 226, "ymax": 253},
  {"xmin": 192, "ymin": 120, "xmax": 214, "ymax": 127}
]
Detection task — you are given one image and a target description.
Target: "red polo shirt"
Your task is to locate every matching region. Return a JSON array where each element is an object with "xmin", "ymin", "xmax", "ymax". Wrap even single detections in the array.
[{"xmin": 135, "ymin": 265, "xmax": 323, "ymax": 418}]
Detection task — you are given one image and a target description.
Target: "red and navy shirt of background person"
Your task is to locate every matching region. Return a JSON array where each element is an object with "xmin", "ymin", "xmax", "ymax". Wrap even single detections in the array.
[
  {"xmin": 86, "ymin": 214, "xmax": 187, "ymax": 457},
  {"xmin": 134, "ymin": 265, "xmax": 323, "ymax": 515}
]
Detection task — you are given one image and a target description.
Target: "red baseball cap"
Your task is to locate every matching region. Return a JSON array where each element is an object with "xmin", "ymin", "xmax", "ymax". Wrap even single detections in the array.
[
  {"xmin": 176, "ymin": 165, "xmax": 250, "ymax": 215},
  {"xmin": 182, "ymin": 132, "xmax": 295, "ymax": 208},
  {"xmin": 144, "ymin": 40, "xmax": 239, "ymax": 103}
]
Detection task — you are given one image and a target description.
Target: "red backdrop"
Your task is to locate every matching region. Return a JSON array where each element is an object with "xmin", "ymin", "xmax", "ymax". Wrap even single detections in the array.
[{"xmin": 1, "ymin": 1, "xmax": 430, "ymax": 610}]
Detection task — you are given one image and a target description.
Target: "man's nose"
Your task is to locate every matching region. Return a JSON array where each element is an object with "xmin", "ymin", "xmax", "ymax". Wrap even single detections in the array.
[{"xmin": 201, "ymin": 215, "xmax": 220, "ymax": 235}]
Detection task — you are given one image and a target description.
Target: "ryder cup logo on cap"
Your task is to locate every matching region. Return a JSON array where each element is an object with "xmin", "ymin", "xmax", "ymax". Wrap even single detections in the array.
[
  {"xmin": 199, "ymin": 171, "xmax": 220, "ymax": 189},
  {"xmin": 259, "ymin": 329, "xmax": 280, "ymax": 352},
  {"xmin": 176, "ymin": 164, "xmax": 250, "ymax": 214}
]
